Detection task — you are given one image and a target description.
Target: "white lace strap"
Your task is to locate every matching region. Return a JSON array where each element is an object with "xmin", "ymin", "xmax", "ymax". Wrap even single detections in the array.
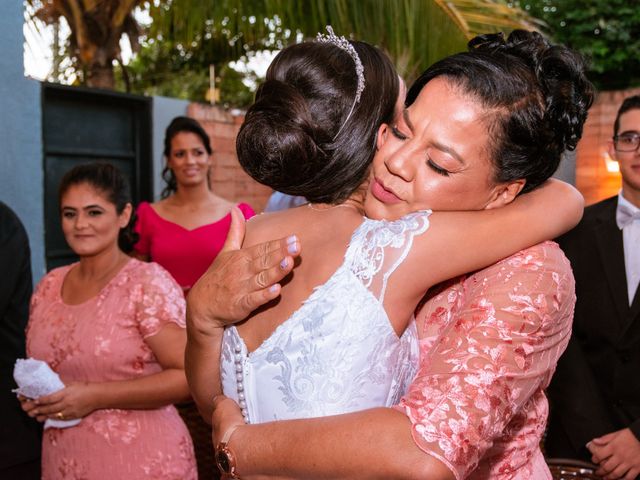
[{"xmin": 345, "ymin": 210, "xmax": 431, "ymax": 303}]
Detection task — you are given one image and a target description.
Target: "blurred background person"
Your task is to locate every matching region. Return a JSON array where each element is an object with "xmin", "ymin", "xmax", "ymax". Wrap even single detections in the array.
[
  {"xmin": 0, "ymin": 201, "xmax": 41, "ymax": 479},
  {"xmin": 21, "ymin": 163, "xmax": 196, "ymax": 480},
  {"xmin": 547, "ymin": 95, "xmax": 640, "ymax": 479},
  {"xmin": 263, "ymin": 191, "xmax": 307, "ymax": 212},
  {"xmin": 134, "ymin": 116, "xmax": 255, "ymax": 294}
]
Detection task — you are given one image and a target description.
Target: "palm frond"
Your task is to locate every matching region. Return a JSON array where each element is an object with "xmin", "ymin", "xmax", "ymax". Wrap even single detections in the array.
[{"xmin": 148, "ymin": 0, "xmax": 541, "ymax": 81}]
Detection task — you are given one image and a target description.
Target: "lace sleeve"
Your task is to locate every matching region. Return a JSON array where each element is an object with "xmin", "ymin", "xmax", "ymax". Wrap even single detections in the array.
[
  {"xmin": 347, "ymin": 210, "xmax": 431, "ymax": 303},
  {"xmin": 396, "ymin": 242, "xmax": 575, "ymax": 479},
  {"xmin": 134, "ymin": 262, "xmax": 186, "ymax": 338}
]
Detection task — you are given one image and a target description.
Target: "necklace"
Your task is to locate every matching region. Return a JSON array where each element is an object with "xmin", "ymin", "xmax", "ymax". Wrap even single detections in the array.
[{"xmin": 307, "ymin": 202, "xmax": 359, "ymax": 212}]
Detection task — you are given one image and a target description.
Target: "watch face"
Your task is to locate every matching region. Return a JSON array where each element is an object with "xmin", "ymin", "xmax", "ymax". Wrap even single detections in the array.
[{"xmin": 215, "ymin": 449, "xmax": 231, "ymax": 473}]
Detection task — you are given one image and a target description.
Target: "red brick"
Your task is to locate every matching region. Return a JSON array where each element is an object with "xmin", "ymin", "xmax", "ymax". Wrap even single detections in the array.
[
  {"xmin": 211, "ymin": 137, "xmax": 236, "ymax": 153},
  {"xmin": 213, "ymin": 152, "xmax": 240, "ymax": 168}
]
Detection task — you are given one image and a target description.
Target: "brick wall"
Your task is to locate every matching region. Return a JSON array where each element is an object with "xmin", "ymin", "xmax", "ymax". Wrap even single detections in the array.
[
  {"xmin": 576, "ymin": 87, "xmax": 640, "ymax": 205},
  {"xmin": 188, "ymin": 103, "xmax": 273, "ymax": 213}
]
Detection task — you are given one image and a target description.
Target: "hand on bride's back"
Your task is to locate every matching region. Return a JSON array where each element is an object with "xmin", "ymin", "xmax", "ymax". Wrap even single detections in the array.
[{"xmin": 186, "ymin": 207, "xmax": 301, "ymax": 330}]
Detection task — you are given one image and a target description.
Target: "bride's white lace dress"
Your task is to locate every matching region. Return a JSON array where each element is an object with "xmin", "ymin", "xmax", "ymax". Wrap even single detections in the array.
[{"xmin": 220, "ymin": 211, "xmax": 431, "ymax": 423}]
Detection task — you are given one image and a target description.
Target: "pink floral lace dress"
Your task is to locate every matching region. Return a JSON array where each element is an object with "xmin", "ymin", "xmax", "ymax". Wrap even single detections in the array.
[
  {"xmin": 397, "ymin": 242, "xmax": 575, "ymax": 479},
  {"xmin": 26, "ymin": 259, "xmax": 197, "ymax": 480}
]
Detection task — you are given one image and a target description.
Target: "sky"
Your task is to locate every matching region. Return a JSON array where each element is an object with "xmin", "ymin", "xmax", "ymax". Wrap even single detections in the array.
[
  {"xmin": 23, "ymin": 6, "xmax": 139, "ymax": 82},
  {"xmin": 23, "ymin": 10, "xmax": 57, "ymax": 80}
]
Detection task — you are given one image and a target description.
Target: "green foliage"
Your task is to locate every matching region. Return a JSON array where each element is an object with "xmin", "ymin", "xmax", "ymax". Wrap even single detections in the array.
[
  {"xmin": 29, "ymin": 1, "xmax": 540, "ymax": 104},
  {"xmin": 121, "ymin": 10, "xmax": 290, "ymax": 105},
  {"xmin": 120, "ymin": 35, "xmax": 259, "ymax": 106},
  {"xmin": 145, "ymin": 0, "xmax": 540, "ymax": 86},
  {"xmin": 517, "ymin": 0, "xmax": 640, "ymax": 89},
  {"xmin": 219, "ymin": 64, "xmax": 256, "ymax": 108}
]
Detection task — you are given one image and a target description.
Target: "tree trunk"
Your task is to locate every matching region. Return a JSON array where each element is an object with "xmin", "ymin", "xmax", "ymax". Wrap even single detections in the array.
[
  {"xmin": 86, "ymin": 49, "xmax": 115, "ymax": 89},
  {"xmin": 87, "ymin": 63, "xmax": 115, "ymax": 89}
]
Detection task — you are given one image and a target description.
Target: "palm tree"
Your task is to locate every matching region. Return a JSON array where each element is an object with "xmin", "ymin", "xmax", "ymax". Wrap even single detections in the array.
[
  {"xmin": 26, "ymin": 0, "xmax": 540, "ymax": 90},
  {"xmin": 148, "ymin": 0, "xmax": 542, "ymax": 82},
  {"xmin": 26, "ymin": 0, "xmax": 142, "ymax": 89}
]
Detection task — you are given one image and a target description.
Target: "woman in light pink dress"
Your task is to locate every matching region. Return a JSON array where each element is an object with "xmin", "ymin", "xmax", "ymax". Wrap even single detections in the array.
[{"xmin": 21, "ymin": 163, "xmax": 197, "ymax": 480}]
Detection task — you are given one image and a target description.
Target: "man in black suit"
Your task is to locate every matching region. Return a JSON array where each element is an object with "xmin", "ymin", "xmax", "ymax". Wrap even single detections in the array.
[
  {"xmin": 0, "ymin": 202, "xmax": 41, "ymax": 478},
  {"xmin": 547, "ymin": 95, "xmax": 640, "ymax": 479}
]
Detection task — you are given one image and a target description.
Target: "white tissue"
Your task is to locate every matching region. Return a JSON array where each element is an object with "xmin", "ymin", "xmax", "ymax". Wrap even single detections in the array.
[{"xmin": 13, "ymin": 358, "xmax": 81, "ymax": 429}]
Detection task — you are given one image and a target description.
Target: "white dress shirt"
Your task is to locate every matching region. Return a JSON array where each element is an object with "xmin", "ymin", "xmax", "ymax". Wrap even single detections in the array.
[{"xmin": 617, "ymin": 191, "xmax": 640, "ymax": 305}]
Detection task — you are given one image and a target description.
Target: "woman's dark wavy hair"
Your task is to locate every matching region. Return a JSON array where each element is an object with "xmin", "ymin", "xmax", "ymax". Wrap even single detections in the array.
[
  {"xmin": 236, "ymin": 40, "xmax": 400, "ymax": 204},
  {"xmin": 58, "ymin": 162, "xmax": 138, "ymax": 253},
  {"xmin": 161, "ymin": 116, "xmax": 213, "ymax": 199},
  {"xmin": 407, "ymin": 30, "xmax": 595, "ymax": 193}
]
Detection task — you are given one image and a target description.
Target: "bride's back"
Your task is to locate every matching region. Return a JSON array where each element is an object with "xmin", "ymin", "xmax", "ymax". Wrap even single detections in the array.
[
  {"xmin": 219, "ymin": 38, "xmax": 412, "ymax": 422},
  {"xmin": 222, "ymin": 201, "xmax": 427, "ymax": 423},
  {"xmin": 238, "ymin": 204, "xmax": 364, "ymax": 353}
]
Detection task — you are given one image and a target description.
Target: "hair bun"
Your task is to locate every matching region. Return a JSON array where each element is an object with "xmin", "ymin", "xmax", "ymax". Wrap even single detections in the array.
[
  {"xmin": 536, "ymin": 45, "xmax": 593, "ymax": 151},
  {"xmin": 236, "ymin": 40, "xmax": 399, "ymax": 204},
  {"xmin": 483, "ymin": 30, "xmax": 594, "ymax": 152},
  {"xmin": 236, "ymin": 79, "xmax": 330, "ymax": 196},
  {"xmin": 468, "ymin": 32, "xmax": 508, "ymax": 53}
]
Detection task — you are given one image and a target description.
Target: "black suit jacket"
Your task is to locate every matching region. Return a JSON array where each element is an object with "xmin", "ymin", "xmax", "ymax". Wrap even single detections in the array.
[
  {"xmin": 0, "ymin": 202, "xmax": 41, "ymax": 469},
  {"xmin": 546, "ymin": 195, "xmax": 640, "ymax": 460}
]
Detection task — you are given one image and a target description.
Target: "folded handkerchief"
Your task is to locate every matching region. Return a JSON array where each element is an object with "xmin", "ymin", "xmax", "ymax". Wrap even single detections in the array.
[{"xmin": 13, "ymin": 358, "xmax": 81, "ymax": 429}]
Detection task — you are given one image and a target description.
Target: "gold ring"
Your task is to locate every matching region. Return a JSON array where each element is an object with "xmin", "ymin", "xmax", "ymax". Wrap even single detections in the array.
[{"xmin": 56, "ymin": 412, "xmax": 64, "ymax": 420}]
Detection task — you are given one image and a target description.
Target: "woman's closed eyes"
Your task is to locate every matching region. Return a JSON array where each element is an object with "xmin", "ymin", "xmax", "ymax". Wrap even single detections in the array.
[{"xmin": 390, "ymin": 125, "xmax": 452, "ymax": 177}]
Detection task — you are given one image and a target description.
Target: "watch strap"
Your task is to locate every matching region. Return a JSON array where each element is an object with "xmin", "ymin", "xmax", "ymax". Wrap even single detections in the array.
[
  {"xmin": 221, "ymin": 424, "xmax": 240, "ymax": 445},
  {"xmin": 216, "ymin": 425, "xmax": 242, "ymax": 479}
]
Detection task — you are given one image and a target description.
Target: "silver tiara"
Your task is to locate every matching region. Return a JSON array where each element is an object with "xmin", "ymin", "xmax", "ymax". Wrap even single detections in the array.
[{"xmin": 316, "ymin": 26, "xmax": 365, "ymax": 139}]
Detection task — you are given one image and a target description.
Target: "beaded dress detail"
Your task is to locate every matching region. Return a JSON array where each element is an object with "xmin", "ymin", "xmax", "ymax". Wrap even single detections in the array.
[{"xmin": 220, "ymin": 211, "xmax": 430, "ymax": 423}]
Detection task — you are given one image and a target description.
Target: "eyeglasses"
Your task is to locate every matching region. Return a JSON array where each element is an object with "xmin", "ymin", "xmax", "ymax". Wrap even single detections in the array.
[{"xmin": 613, "ymin": 132, "xmax": 640, "ymax": 152}]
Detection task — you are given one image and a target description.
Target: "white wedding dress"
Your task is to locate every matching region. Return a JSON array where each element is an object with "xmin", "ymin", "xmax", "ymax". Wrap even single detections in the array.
[{"xmin": 220, "ymin": 211, "xmax": 431, "ymax": 423}]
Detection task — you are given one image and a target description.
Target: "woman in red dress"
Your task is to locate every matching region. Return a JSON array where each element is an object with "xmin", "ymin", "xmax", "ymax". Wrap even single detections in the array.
[{"xmin": 134, "ymin": 116, "xmax": 254, "ymax": 293}]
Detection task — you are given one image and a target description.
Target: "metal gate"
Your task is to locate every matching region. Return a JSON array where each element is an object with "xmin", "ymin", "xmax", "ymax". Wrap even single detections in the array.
[{"xmin": 42, "ymin": 84, "xmax": 152, "ymax": 270}]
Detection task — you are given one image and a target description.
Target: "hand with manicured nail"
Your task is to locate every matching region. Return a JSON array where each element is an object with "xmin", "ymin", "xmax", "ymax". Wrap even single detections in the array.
[
  {"xmin": 185, "ymin": 206, "xmax": 301, "ymax": 424},
  {"xmin": 187, "ymin": 207, "xmax": 301, "ymax": 331}
]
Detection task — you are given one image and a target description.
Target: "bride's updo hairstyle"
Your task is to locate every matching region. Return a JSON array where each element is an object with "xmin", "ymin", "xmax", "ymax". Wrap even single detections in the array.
[
  {"xmin": 237, "ymin": 40, "xmax": 399, "ymax": 204},
  {"xmin": 407, "ymin": 29, "xmax": 594, "ymax": 193}
]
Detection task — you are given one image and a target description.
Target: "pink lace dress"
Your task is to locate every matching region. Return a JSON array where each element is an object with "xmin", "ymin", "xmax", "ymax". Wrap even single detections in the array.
[
  {"xmin": 134, "ymin": 201, "xmax": 255, "ymax": 291},
  {"xmin": 26, "ymin": 259, "xmax": 197, "ymax": 480},
  {"xmin": 397, "ymin": 242, "xmax": 575, "ymax": 479}
]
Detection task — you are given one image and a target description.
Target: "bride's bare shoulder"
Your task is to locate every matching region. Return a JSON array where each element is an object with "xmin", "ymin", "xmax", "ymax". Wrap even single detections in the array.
[
  {"xmin": 244, "ymin": 205, "xmax": 361, "ymax": 250},
  {"xmin": 243, "ymin": 207, "xmax": 304, "ymax": 247}
]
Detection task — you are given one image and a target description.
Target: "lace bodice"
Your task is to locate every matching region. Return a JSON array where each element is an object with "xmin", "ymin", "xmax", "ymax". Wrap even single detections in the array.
[{"xmin": 220, "ymin": 211, "xmax": 431, "ymax": 423}]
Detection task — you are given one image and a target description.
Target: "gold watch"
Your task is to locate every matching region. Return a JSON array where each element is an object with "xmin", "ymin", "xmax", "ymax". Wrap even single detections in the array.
[{"xmin": 215, "ymin": 425, "xmax": 241, "ymax": 479}]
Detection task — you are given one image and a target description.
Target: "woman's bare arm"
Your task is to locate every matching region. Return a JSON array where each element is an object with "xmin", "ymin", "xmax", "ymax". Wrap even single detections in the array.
[
  {"xmin": 213, "ymin": 397, "xmax": 454, "ymax": 480},
  {"xmin": 23, "ymin": 324, "xmax": 190, "ymax": 420},
  {"xmin": 393, "ymin": 179, "xmax": 583, "ymax": 303}
]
